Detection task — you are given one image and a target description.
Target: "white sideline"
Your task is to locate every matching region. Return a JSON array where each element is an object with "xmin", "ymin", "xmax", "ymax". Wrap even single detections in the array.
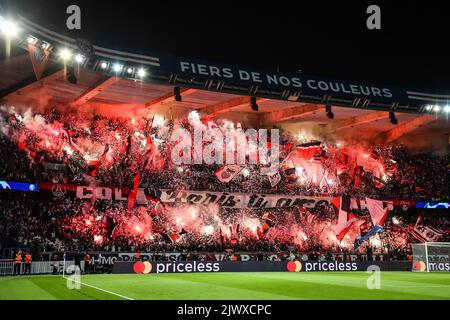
[
  {"xmin": 384, "ymin": 284, "xmax": 450, "ymax": 288},
  {"xmin": 62, "ymin": 276, "xmax": 134, "ymax": 300}
]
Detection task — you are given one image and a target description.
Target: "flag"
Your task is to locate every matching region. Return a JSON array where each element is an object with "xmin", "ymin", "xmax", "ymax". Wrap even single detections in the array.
[
  {"xmin": 88, "ymin": 145, "xmax": 110, "ymax": 176},
  {"xmin": 219, "ymin": 228, "xmax": 224, "ymax": 244},
  {"xmin": 144, "ymin": 189, "xmax": 162, "ymax": 203},
  {"xmin": 410, "ymin": 225, "xmax": 444, "ymax": 243},
  {"xmin": 332, "ymin": 197, "xmax": 357, "ymax": 241},
  {"xmin": 354, "ymin": 166, "xmax": 363, "ymax": 188},
  {"xmin": 268, "ymin": 171, "xmax": 282, "ymax": 187},
  {"xmin": 257, "ymin": 212, "xmax": 277, "ymax": 239},
  {"xmin": 229, "ymin": 224, "xmax": 240, "ymax": 244},
  {"xmin": 127, "ymin": 173, "xmax": 140, "ymax": 209},
  {"xmin": 366, "ymin": 198, "xmax": 388, "ymax": 226},
  {"xmin": 161, "ymin": 229, "xmax": 187, "ymax": 244},
  {"xmin": 28, "ymin": 43, "xmax": 51, "ymax": 80},
  {"xmin": 359, "ymin": 222, "xmax": 368, "ymax": 236},
  {"xmin": 414, "ymin": 215, "xmax": 422, "ymax": 228},
  {"xmin": 87, "ymin": 161, "xmax": 101, "ymax": 177},
  {"xmin": 214, "ymin": 165, "xmax": 243, "ymax": 183},
  {"xmin": 354, "ymin": 226, "xmax": 384, "ymax": 249}
]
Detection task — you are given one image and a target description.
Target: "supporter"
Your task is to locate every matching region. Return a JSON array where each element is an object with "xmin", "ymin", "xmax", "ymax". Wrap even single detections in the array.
[{"xmin": 0, "ymin": 109, "xmax": 449, "ymax": 262}]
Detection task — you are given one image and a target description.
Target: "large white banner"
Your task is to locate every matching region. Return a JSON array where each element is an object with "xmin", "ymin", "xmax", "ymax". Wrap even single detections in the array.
[
  {"xmin": 43, "ymin": 183, "xmax": 393, "ymax": 210},
  {"xmin": 74, "ymin": 186, "xmax": 333, "ymax": 209}
]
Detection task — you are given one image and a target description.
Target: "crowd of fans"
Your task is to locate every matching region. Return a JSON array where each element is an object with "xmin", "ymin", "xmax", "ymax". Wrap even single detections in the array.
[
  {"xmin": 0, "ymin": 109, "xmax": 449, "ymax": 261},
  {"xmin": 1, "ymin": 190, "xmax": 448, "ymax": 262},
  {"xmin": 0, "ymin": 109, "xmax": 449, "ymax": 200}
]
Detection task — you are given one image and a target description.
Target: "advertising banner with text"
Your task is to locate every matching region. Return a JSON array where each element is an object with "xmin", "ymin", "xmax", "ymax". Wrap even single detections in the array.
[{"xmin": 113, "ymin": 260, "xmax": 412, "ymax": 274}]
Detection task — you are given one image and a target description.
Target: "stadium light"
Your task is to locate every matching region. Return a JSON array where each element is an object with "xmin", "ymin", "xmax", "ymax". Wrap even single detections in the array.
[
  {"xmin": 66, "ymin": 66, "xmax": 77, "ymax": 84},
  {"xmin": 126, "ymin": 67, "xmax": 133, "ymax": 74},
  {"xmin": 26, "ymin": 35, "xmax": 37, "ymax": 45},
  {"xmin": 59, "ymin": 48, "xmax": 72, "ymax": 61},
  {"xmin": 444, "ymin": 105, "xmax": 450, "ymax": 113},
  {"xmin": 41, "ymin": 42, "xmax": 50, "ymax": 50},
  {"xmin": 434, "ymin": 105, "xmax": 441, "ymax": 112},
  {"xmin": 250, "ymin": 97, "xmax": 259, "ymax": 111},
  {"xmin": 174, "ymin": 87, "xmax": 182, "ymax": 102},
  {"xmin": 137, "ymin": 68, "xmax": 147, "ymax": 78},
  {"xmin": 112, "ymin": 63, "xmax": 123, "ymax": 72},
  {"xmin": 389, "ymin": 112, "xmax": 398, "ymax": 125},
  {"xmin": 100, "ymin": 61, "xmax": 108, "ymax": 69},
  {"xmin": 0, "ymin": 19, "xmax": 18, "ymax": 37},
  {"xmin": 75, "ymin": 54, "xmax": 85, "ymax": 63},
  {"xmin": 326, "ymin": 105, "xmax": 334, "ymax": 119},
  {"xmin": 425, "ymin": 105, "xmax": 433, "ymax": 111}
]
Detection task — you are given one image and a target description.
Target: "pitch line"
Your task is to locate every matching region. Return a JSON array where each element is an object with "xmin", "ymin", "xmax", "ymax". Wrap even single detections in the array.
[
  {"xmin": 63, "ymin": 276, "xmax": 134, "ymax": 300},
  {"xmin": 383, "ymin": 284, "xmax": 450, "ymax": 288}
]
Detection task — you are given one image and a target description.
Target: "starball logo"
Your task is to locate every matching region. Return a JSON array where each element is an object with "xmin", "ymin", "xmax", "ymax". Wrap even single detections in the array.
[{"xmin": 133, "ymin": 261, "xmax": 220, "ymax": 274}]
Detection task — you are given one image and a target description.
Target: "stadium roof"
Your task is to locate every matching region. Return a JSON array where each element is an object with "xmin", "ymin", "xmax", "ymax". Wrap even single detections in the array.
[{"xmin": 0, "ymin": 13, "xmax": 449, "ymax": 152}]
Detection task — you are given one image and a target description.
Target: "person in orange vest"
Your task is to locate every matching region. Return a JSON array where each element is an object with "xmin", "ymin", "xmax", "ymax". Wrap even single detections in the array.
[
  {"xmin": 24, "ymin": 252, "xmax": 32, "ymax": 275},
  {"xmin": 84, "ymin": 253, "xmax": 91, "ymax": 274},
  {"xmin": 13, "ymin": 251, "xmax": 23, "ymax": 276},
  {"xmin": 134, "ymin": 251, "xmax": 142, "ymax": 261}
]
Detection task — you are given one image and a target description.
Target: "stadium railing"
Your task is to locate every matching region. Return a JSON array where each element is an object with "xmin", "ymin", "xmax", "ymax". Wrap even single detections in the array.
[{"xmin": 0, "ymin": 260, "xmax": 75, "ymax": 276}]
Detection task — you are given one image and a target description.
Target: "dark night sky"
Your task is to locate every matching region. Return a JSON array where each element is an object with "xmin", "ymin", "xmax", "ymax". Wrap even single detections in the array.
[{"xmin": 2, "ymin": 0, "xmax": 450, "ymax": 91}]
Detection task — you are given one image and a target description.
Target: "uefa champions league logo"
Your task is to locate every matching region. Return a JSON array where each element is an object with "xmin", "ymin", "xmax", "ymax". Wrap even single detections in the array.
[
  {"xmin": 0, "ymin": 181, "xmax": 11, "ymax": 190},
  {"xmin": 423, "ymin": 203, "xmax": 450, "ymax": 209}
]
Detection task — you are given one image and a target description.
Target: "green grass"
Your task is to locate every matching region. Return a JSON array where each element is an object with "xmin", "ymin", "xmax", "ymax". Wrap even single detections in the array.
[{"xmin": 0, "ymin": 272, "xmax": 449, "ymax": 300}]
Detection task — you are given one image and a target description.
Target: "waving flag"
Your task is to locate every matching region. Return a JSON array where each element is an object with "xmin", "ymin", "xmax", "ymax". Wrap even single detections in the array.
[
  {"xmin": 332, "ymin": 197, "xmax": 357, "ymax": 241},
  {"xmin": 28, "ymin": 43, "xmax": 51, "ymax": 80},
  {"xmin": 229, "ymin": 223, "xmax": 240, "ymax": 244},
  {"xmin": 161, "ymin": 229, "xmax": 187, "ymax": 244},
  {"xmin": 127, "ymin": 173, "xmax": 140, "ymax": 209},
  {"xmin": 268, "ymin": 171, "xmax": 282, "ymax": 187},
  {"xmin": 215, "ymin": 165, "xmax": 243, "ymax": 183},
  {"xmin": 257, "ymin": 212, "xmax": 276, "ymax": 239},
  {"xmin": 366, "ymin": 198, "xmax": 388, "ymax": 226},
  {"xmin": 354, "ymin": 226, "xmax": 384, "ymax": 249}
]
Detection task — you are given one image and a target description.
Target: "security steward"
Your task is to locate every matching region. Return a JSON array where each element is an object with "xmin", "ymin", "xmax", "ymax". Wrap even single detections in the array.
[
  {"xmin": 13, "ymin": 251, "xmax": 23, "ymax": 276},
  {"xmin": 84, "ymin": 253, "xmax": 91, "ymax": 274},
  {"xmin": 24, "ymin": 252, "xmax": 32, "ymax": 275}
]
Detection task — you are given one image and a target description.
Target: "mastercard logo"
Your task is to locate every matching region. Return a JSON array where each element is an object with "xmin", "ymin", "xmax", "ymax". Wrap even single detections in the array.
[
  {"xmin": 133, "ymin": 261, "xmax": 152, "ymax": 274},
  {"xmin": 287, "ymin": 261, "xmax": 302, "ymax": 272},
  {"xmin": 412, "ymin": 260, "xmax": 426, "ymax": 272}
]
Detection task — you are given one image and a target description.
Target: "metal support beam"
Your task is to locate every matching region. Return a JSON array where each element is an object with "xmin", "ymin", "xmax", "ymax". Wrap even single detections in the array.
[
  {"xmin": 261, "ymin": 104, "xmax": 324, "ymax": 125},
  {"xmin": 69, "ymin": 76, "xmax": 119, "ymax": 106},
  {"xmin": 0, "ymin": 65, "xmax": 63, "ymax": 100},
  {"xmin": 201, "ymin": 97, "xmax": 269, "ymax": 119},
  {"xmin": 378, "ymin": 115, "xmax": 436, "ymax": 143},
  {"xmin": 324, "ymin": 111, "xmax": 389, "ymax": 133},
  {"xmin": 145, "ymin": 88, "xmax": 198, "ymax": 108}
]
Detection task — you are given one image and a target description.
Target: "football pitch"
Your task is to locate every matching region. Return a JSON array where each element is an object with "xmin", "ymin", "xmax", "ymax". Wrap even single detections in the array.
[{"xmin": 0, "ymin": 272, "xmax": 449, "ymax": 300}]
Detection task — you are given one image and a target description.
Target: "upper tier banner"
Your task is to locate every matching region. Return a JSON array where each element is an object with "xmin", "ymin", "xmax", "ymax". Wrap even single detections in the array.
[{"xmin": 37, "ymin": 182, "xmax": 412, "ymax": 211}]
